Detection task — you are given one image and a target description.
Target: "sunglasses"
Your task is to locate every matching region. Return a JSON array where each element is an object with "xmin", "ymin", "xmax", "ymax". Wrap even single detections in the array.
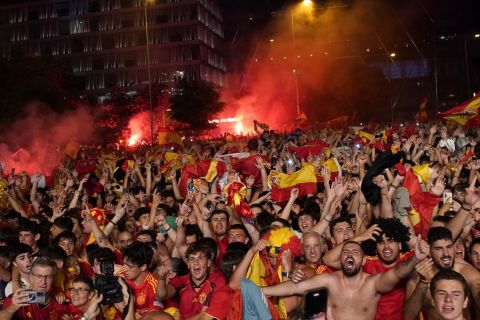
[{"xmin": 265, "ymin": 246, "xmax": 282, "ymax": 255}]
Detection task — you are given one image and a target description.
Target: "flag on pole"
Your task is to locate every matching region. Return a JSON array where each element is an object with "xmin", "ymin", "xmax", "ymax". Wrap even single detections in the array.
[
  {"xmin": 438, "ymin": 93, "xmax": 480, "ymax": 128},
  {"xmin": 417, "ymin": 96, "xmax": 428, "ymax": 123}
]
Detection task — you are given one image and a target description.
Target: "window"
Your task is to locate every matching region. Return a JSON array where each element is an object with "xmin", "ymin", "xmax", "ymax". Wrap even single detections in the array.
[{"xmin": 56, "ymin": 2, "xmax": 69, "ymax": 17}]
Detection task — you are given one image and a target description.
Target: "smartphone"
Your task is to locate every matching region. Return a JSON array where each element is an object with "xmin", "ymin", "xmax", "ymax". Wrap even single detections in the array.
[
  {"xmin": 22, "ymin": 290, "xmax": 46, "ymax": 304},
  {"xmin": 303, "ymin": 287, "xmax": 328, "ymax": 320},
  {"xmin": 443, "ymin": 191, "xmax": 453, "ymax": 204}
]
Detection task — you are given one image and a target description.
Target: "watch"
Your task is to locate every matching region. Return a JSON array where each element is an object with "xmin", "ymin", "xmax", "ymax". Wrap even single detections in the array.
[{"xmin": 281, "ymin": 271, "xmax": 293, "ymax": 279}]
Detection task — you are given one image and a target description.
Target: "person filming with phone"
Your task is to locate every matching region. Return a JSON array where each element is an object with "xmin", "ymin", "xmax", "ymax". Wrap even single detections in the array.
[{"xmin": 0, "ymin": 257, "xmax": 70, "ymax": 320}]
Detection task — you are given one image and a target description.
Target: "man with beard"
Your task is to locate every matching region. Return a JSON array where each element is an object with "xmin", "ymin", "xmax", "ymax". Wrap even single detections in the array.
[
  {"xmin": 322, "ymin": 218, "xmax": 413, "ymax": 320},
  {"xmin": 404, "ymin": 227, "xmax": 480, "ymax": 320},
  {"xmin": 263, "ymin": 237, "xmax": 429, "ymax": 320}
]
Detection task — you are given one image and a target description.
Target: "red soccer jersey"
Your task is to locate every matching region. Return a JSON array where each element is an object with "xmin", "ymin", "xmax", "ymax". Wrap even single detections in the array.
[
  {"xmin": 315, "ymin": 264, "xmax": 335, "ymax": 274},
  {"xmin": 168, "ymin": 271, "xmax": 231, "ymax": 319},
  {"xmin": 363, "ymin": 251, "xmax": 415, "ymax": 320},
  {"xmin": 2, "ymin": 296, "xmax": 68, "ymax": 320},
  {"xmin": 122, "ymin": 271, "xmax": 162, "ymax": 316}
]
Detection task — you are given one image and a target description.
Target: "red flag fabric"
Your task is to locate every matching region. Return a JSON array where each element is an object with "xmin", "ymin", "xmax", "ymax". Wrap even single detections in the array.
[
  {"xmin": 178, "ymin": 160, "xmax": 227, "ymax": 197},
  {"xmin": 232, "ymin": 155, "xmax": 270, "ymax": 186},
  {"xmin": 438, "ymin": 93, "xmax": 480, "ymax": 128},
  {"xmin": 403, "ymin": 168, "xmax": 440, "ymax": 238},
  {"xmin": 287, "ymin": 141, "xmax": 329, "ymax": 160}
]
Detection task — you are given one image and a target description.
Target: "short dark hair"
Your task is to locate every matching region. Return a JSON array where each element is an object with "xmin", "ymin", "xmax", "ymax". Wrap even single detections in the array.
[
  {"xmin": 329, "ymin": 216, "xmax": 352, "ymax": 236},
  {"xmin": 185, "ymin": 224, "xmax": 203, "ymax": 241},
  {"xmin": 221, "ymin": 250, "xmax": 244, "ymax": 280},
  {"xmin": 469, "ymin": 237, "xmax": 480, "ymax": 256},
  {"xmin": 88, "ymin": 246, "xmax": 115, "ymax": 266},
  {"xmin": 210, "ymin": 210, "xmax": 228, "ymax": 221},
  {"xmin": 427, "ymin": 227, "xmax": 453, "ymax": 245},
  {"xmin": 122, "ymin": 241, "xmax": 153, "ymax": 268},
  {"xmin": 54, "ymin": 230, "xmax": 77, "ymax": 246},
  {"xmin": 432, "ymin": 215, "xmax": 452, "ymax": 224},
  {"xmin": 185, "ymin": 239, "xmax": 214, "ymax": 261},
  {"xmin": 131, "ymin": 186, "xmax": 146, "ymax": 196},
  {"xmin": 342, "ymin": 240, "xmax": 363, "ymax": 254},
  {"xmin": 133, "ymin": 207, "xmax": 150, "ymax": 222},
  {"xmin": 53, "ymin": 216, "xmax": 74, "ymax": 232},
  {"xmin": 430, "ymin": 269, "xmax": 469, "ymax": 297},
  {"xmin": 18, "ymin": 220, "xmax": 40, "ymax": 235},
  {"xmin": 73, "ymin": 275, "xmax": 95, "ymax": 290},
  {"xmin": 38, "ymin": 246, "xmax": 67, "ymax": 265},
  {"xmin": 137, "ymin": 229, "xmax": 157, "ymax": 245},
  {"xmin": 9, "ymin": 243, "xmax": 32, "ymax": 262}
]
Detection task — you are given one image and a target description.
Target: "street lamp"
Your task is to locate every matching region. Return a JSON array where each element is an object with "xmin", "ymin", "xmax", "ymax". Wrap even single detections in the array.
[
  {"xmin": 145, "ymin": 0, "xmax": 154, "ymax": 145},
  {"xmin": 291, "ymin": 8, "xmax": 300, "ymax": 116}
]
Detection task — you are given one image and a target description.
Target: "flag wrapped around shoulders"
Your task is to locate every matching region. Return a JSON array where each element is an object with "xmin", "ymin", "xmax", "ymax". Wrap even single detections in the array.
[
  {"xmin": 268, "ymin": 163, "xmax": 317, "ymax": 202},
  {"xmin": 178, "ymin": 160, "xmax": 226, "ymax": 197},
  {"xmin": 438, "ymin": 93, "xmax": 480, "ymax": 128},
  {"xmin": 401, "ymin": 163, "xmax": 441, "ymax": 238}
]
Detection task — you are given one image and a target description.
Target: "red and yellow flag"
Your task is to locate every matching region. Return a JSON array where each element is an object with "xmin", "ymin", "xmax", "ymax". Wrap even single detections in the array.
[
  {"xmin": 438, "ymin": 93, "xmax": 480, "ymax": 128},
  {"xmin": 158, "ymin": 128, "xmax": 184, "ymax": 146},
  {"xmin": 268, "ymin": 163, "xmax": 317, "ymax": 201}
]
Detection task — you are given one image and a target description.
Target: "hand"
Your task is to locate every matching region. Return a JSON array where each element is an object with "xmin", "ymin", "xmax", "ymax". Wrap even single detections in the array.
[
  {"xmin": 333, "ymin": 177, "xmax": 347, "ymax": 198},
  {"xmin": 255, "ymin": 156, "xmax": 265, "ymax": 170},
  {"xmin": 114, "ymin": 277, "xmax": 130, "ymax": 313},
  {"xmin": 291, "ymin": 268, "xmax": 305, "ymax": 284},
  {"xmin": 157, "ymin": 265, "xmax": 170, "ymax": 280},
  {"xmin": 152, "ymin": 190, "xmax": 161, "ymax": 207},
  {"xmin": 55, "ymin": 292, "xmax": 66, "ymax": 304},
  {"xmin": 464, "ymin": 185, "xmax": 480, "ymax": 206},
  {"xmin": 414, "ymin": 234, "xmax": 429, "ymax": 261},
  {"xmin": 430, "ymin": 178, "xmax": 446, "ymax": 196},
  {"xmin": 201, "ymin": 207, "xmax": 211, "ymax": 221},
  {"xmin": 290, "ymin": 188, "xmax": 299, "ymax": 200},
  {"xmin": 355, "ymin": 224, "xmax": 381, "ymax": 242},
  {"xmin": 245, "ymin": 175, "xmax": 255, "ymax": 187},
  {"xmin": 10, "ymin": 289, "xmax": 31, "ymax": 312},
  {"xmin": 251, "ymin": 239, "xmax": 269, "ymax": 253},
  {"xmin": 358, "ymin": 154, "xmax": 368, "ymax": 165},
  {"xmin": 414, "ymin": 258, "xmax": 435, "ymax": 283}
]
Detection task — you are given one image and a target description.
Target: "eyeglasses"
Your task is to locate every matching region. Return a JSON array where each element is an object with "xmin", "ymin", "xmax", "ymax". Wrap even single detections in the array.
[
  {"xmin": 265, "ymin": 246, "xmax": 282, "ymax": 255},
  {"xmin": 31, "ymin": 273, "xmax": 55, "ymax": 281},
  {"xmin": 69, "ymin": 288, "xmax": 92, "ymax": 294}
]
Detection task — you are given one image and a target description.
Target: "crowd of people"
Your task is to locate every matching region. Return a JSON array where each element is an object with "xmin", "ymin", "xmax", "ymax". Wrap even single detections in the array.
[{"xmin": 0, "ymin": 120, "xmax": 479, "ymax": 320}]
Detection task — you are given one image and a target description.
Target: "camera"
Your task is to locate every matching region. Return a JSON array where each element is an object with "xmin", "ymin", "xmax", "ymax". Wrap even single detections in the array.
[
  {"xmin": 22, "ymin": 290, "xmax": 46, "ymax": 304},
  {"xmin": 94, "ymin": 259, "xmax": 123, "ymax": 305}
]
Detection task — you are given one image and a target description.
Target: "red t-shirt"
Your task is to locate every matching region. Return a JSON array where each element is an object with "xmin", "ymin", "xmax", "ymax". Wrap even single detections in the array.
[
  {"xmin": 363, "ymin": 251, "xmax": 415, "ymax": 320},
  {"xmin": 2, "ymin": 296, "xmax": 68, "ymax": 320},
  {"xmin": 121, "ymin": 271, "xmax": 162, "ymax": 317},
  {"xmin": 215, "ymin": 236, "xmax": 229, "ymax": 264},
  {"xmin": 168, "ymin": 270, "xmax": 232, "ymax": 319},
  {"xmin": 67, "ymin": 304, "xmax": 102, "ymax": 320},
  {"xmin": 315, "ymin": 264, "xmax": 335, "ymax": 274}
]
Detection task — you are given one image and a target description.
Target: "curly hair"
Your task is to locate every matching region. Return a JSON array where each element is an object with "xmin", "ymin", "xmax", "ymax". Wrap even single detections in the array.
[{"xmin": 374, "ymin": 218, "xmax": 411, "ymax": 244}]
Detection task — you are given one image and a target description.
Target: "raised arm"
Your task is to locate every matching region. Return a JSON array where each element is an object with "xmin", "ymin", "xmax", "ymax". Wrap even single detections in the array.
[
  {"xmin": 262, "ymin": 273, "xmax": 330, "ymax": 297},
  {"xmin": 374, "ymin": 235, "xmax": 428, "ymax": 294}
]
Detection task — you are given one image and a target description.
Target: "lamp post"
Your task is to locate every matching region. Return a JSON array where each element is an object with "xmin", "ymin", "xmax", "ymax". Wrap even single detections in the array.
[
  {"xmin": 145, "ymin": 0, "xmax": 154, "ymax": 145},
  {"xmin": 291, "ymin": 9, "xmax": 300, "ymax": 116}
]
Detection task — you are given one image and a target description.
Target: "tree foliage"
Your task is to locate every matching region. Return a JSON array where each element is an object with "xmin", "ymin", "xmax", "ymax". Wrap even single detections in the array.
[
  {"xmin": 169, "ymin": 79, "xmax": 225, "ymax": 129},
  {"xmin": 0, "ymin": 53, "xmax": 81, "ymax": 127}
]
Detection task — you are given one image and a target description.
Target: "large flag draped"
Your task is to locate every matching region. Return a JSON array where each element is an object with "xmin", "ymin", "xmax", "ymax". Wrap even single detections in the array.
[
  {"xmin": 438, "ymin": 93, "xmax": 480, "ymax": 128},
  {"xmin": 232, "ymin": 155, "xmax": 270, "ymax": 186},
  {"xmin": 287, "ymin": 140, "xmax": 329, "ymax": 160},
  {"xmin": 268, "ymin": 163, "xmax": 317, "ymax": 201},
  {"xmin": 402, "ymin": 164, "xmax": 440, "ymax": 238}
]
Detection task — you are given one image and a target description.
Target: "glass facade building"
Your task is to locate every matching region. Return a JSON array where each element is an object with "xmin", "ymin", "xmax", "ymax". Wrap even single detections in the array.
[{"xmin": 0, "ymin": 0, "xmax": 225, "ymax": 93}]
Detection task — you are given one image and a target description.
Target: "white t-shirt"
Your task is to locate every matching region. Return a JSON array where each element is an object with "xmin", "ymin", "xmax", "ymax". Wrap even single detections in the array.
[{"xmin": 5, "ymin": 277, "xmax": 29, "ymax": 297}]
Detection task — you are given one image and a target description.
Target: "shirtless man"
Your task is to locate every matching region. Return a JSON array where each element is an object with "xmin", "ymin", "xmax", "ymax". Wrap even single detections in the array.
[
  {"xmin": 430, "ymin": 270, "xmax": 469, "ymax": 320},
  {"xmin": 404, "ymin": 227, "xmax": 480, "ymax": 320},
  {"xmin": 262, "ymin": 236, "xmax": 429, "ymax": 320}
]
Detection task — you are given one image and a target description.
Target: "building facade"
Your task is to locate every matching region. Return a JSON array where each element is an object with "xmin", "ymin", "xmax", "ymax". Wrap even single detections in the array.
[{"xmin": 0, "ymin": 0, "xmax": 225, "ymax": 93}]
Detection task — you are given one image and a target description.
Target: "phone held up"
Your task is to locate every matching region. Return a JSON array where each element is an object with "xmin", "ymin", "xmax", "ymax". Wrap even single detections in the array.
[{"xmin": 303, "ymin": 287, "xmax": 328, "ymax": 320}]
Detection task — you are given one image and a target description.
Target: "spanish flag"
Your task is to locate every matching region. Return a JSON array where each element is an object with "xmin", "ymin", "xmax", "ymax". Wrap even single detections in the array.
[
  {"xmin": 178, "ymin": 160, "xmax": 227, "ymax": 197},
  {"xmin": 438, "ymin": 93, "xmax": 480, "ymax": 128},
  {"xmin": 268, "ymin": 163, "xmax": 317, "ymax": 202},
  {"xmin": 158, "ymin": 128, "xmax": 183, "ymax": 146},
  {"xmin": 417, "ymin": 96, "xmax": 428, "ymax": 123},
  {"xmin": 232, "ymin": 154, "xmax": 270, "ymax": 186},
  {"xmin": 355, "ymin": 130, "xmax": 374, "ymax": 143},
  {"xmin": 402, "ymin": 164, "xmax": 440, "ymax": 238},
  {"xmin": 161, "ymin": 151, "xmax": 195, "ymax": 172}
]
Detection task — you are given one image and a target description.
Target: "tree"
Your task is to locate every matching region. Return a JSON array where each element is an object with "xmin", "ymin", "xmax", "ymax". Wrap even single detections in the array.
[
  {"xmin": 169, "ymin": 79, "xmax": 225, "ymax": 129},
  {"xmin": 0, "ymin": 53, "xmax": 81, "ymax": 127}
]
